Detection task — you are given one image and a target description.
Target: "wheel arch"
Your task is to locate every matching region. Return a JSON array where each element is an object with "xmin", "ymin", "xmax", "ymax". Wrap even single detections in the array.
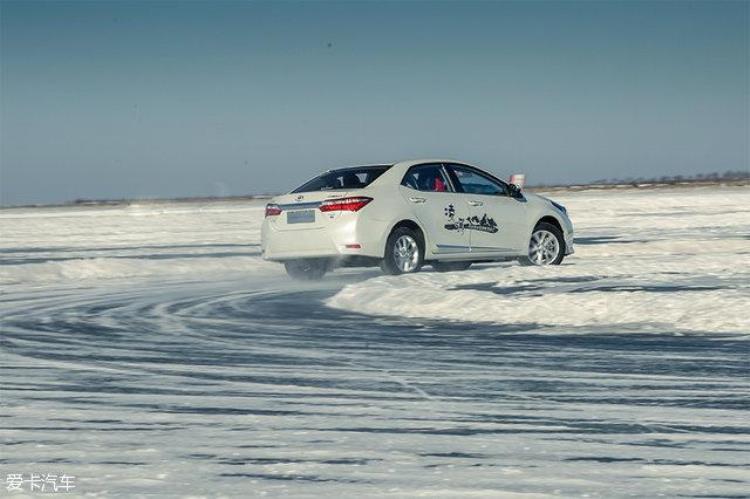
[
  {"xmin": 535, "ymin": 215, "xmax": 563, "ymax": 232},
  {"xmin": 533, "ymin": 215, "xmax": 566, "ymax": 253},
  {"xmin": 387, "ymin": 219, "xmax": 428, "ymax": 253}
]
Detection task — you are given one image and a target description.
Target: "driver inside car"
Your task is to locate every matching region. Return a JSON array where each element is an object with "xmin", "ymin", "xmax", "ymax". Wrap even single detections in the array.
[{"xmin": 417, "ymin": 170, "xmax": 447, "ymax": 192}]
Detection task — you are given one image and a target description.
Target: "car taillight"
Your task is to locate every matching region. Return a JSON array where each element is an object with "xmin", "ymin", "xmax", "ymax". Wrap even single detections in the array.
[
  {"xmin": 319, "ymin": 196, "xmax": 373, "ymax": 212},
  {"xmin": 265, "ymin": 203, "xmax": 282, "ymax": 217}
]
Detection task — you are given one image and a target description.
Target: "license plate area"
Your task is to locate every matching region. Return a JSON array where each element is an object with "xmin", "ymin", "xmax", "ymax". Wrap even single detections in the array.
[{"xmin": 287, "ymin": 209, "xmax": 315, "ymax": 224}]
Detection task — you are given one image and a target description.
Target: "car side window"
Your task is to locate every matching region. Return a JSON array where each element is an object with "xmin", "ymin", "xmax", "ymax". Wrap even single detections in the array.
[
  {"xmin": 447, "ymin": 164, "xmax": 508, "ymax": 196},
  {"xmin": 401, "ymin": 164, "xmax": 451, "ymax": 193}
]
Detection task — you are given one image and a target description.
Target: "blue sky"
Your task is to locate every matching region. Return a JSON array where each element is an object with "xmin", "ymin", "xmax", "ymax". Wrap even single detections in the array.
[{"xmin": 1, "ymin": 0, "xmax": 748, "ymax": 204}]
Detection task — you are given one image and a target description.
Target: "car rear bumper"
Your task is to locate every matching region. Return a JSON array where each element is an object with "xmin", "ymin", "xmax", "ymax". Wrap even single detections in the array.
[
  {"xmin": 261, "ymin": 216, "xmax": 387, "ymax": 261},
  {"xmin": 262, "ymin": 227, "xmax": 339, "ymax": 260}
]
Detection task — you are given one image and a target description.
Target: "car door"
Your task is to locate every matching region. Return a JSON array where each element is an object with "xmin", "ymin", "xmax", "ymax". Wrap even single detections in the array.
[
  {"xmin": 399, "ymin": 163, "xmax": 471, "ymax": 256},
  {"xmin": 445, "ymin": 163, "xmax": 529, "ymax": 256}
]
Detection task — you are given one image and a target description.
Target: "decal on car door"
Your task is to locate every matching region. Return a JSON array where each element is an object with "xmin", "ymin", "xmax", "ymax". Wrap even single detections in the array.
[{"xmin": 443, "ymin": 204, "xmax": 499, "ymax": 234}]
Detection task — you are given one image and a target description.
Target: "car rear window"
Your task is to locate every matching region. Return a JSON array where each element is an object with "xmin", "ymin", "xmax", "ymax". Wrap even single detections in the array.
[{"xmin": 292, "ymin": 165, "xmax": 392, "ymax": 193}]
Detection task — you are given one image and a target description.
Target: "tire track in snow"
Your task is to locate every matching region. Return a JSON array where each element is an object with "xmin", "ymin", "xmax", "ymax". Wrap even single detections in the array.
[{"xmin": 2, "ymin": 275, "xmax": 749, "ymax": 497}]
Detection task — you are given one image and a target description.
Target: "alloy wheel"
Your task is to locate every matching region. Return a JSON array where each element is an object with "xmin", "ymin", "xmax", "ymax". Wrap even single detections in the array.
[
  {"xmin": 393, "ymin": 235, "xmax": 420, "ymax": 272},
  {"xmin": 528, "ymin": 229, "xmax": 560, "ymax": 265}
]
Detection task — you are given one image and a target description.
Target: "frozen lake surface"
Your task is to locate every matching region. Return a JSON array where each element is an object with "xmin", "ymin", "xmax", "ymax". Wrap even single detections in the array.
[{"xmin": 1, "ymin": 187, "xmax": 749, "ymax": 497}]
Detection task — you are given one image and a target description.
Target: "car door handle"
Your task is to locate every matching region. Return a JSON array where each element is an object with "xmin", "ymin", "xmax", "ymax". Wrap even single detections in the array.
[
  {"xmin": 409, "ymin": 197, "xmax": 426, "ymax": 204},
  {"xmin": 467, "ymin": 200, "xmax": 484, "ymax": 207}
]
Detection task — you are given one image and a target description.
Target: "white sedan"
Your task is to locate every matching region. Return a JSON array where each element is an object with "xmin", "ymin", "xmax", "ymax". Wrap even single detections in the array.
[{"xmin": 261, "ymin": 159, "xmax": 574, "ymax": 280}]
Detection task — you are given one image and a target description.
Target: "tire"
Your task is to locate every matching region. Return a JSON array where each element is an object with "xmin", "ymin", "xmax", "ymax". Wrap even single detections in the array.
[
  {"xmin": 519, "ymin": 222, "xmax": 565, "ymax": 266},
  {"xmin": 381, "ymin": 226, "xmax": 424, "ymax": 275},
  {"xmin": 284, "ymin": 258, "xmax": 330, "ymax": 280},
  {"xmin": 432, "ymin": 261, "xmax": 472, "ymax": 272}
]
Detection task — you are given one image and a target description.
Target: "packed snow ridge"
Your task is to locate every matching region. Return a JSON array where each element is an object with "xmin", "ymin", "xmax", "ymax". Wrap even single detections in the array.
[{"xmin": 328, "ymin": 187, "xmax": 750, "ymax": 334}]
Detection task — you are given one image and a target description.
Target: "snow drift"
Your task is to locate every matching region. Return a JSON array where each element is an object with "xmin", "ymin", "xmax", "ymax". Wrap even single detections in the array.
[{"xmin": 328, "ymin": 187, "xmax": 750, "ymax": 334}]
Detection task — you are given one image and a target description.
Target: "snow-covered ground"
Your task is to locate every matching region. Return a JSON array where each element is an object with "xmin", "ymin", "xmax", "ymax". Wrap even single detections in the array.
[
  {"xmin": 1, "ymin": 187, "xmax": 749, "ymax": 497},
  {"xmin": 0, "ymin": 200, "xmax": 279, "ymax": 285},
  {"xmin": 330, "ymin": 187, "xmax": 750, "ymax": 335}
]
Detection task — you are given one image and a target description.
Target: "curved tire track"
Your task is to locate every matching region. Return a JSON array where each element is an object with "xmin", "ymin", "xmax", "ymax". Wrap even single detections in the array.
[{"xmin": 2, "ymin": 276, "xmax": 749, "ymax": 497}]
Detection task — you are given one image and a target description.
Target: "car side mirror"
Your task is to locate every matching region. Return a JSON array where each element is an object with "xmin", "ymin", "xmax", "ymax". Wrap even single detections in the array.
[{"xmin": 508, "ymin": 183, "xmax": 523, "ymax": 199}]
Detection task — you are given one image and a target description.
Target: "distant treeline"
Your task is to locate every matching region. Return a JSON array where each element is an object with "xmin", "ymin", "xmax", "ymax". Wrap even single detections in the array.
[
  {"xmin": 70, "ymin": 194, "xmax": 273, "ymax": 206},
  {"xmin": 530, "ymin": 169, "xmax": 750, "ymax": 189}
]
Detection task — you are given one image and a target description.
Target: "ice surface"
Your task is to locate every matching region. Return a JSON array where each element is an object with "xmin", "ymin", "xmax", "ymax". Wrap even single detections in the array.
[
  {"xmin": 1, "ymin": 188, "xmax": 749, "ymax": 497},
  {"xmin": 328, "ymin": 187, "xmax": 750, "ymax": 335}
]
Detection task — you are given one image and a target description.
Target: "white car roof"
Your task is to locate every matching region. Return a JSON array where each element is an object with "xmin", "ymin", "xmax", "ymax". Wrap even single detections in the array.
[
  {"xmin": 393, "ymin": 158, "xmax": 467, "ymax": 168},
  {"xmin": 327, "ymin": 159, "xmax": 466, "ymax": 171},
  {"xmin": 363, "ymin": 159, "xmax": 475, "ymax": 188}
]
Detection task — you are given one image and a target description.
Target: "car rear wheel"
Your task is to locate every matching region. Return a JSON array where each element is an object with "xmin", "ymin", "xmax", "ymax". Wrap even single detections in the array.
[
  {"xmin": 432, "ymin": 261, "xmax": 472, "ymax": 272},
  {"xmin": 284, "ymin": 258, "xmax": 330, "ymax": 280},
  {"xmin": 381, "ymin": 227, "xmax": 423, "ymax": 275},
  {"xmin": 519, "ymin": 222, "xmax": 565, "ymax": 266}
]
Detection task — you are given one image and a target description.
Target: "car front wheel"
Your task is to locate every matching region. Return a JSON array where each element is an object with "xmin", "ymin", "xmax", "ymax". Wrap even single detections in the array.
[
  {"xmin": 519, "ymin": 222, "xmax": 565, "ymax": 266},
  {"xmin": 284, "ymin": 258, "xmax": 330, "ymax": 280},
  {"xmin": 381, "ymin": 227, "xmax": 423, "ymax": 275}
]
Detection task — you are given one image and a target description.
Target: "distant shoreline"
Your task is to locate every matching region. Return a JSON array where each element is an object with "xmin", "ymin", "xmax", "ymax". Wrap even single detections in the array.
[
  {"xmin": 0, "ymin": 194, "xmax": 275, "ymax": 210},
  {"xmin": 528, "ymin": 178, "xmax": 750, "ymax": 194},
  {"xmin": 2, "ymin": 179, "xmax": 748, "ymax": 210}
]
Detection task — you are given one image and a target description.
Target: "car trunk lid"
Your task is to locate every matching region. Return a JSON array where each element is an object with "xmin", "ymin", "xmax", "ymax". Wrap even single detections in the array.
[{"xmin": 266, "ymin": 191, "xmax": 354, "ymax": 231}]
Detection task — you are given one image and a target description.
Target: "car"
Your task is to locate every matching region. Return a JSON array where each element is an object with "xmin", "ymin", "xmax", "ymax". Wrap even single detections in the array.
[{"xmin": 261, "ymin": 159, "xmax": 574, "ymax": 280}]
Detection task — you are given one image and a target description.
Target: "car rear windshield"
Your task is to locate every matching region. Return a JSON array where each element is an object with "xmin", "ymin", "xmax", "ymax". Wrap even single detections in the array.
[{"xmin": 292, "ymin": 165, "xmax": 392, "ymax": 193}]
